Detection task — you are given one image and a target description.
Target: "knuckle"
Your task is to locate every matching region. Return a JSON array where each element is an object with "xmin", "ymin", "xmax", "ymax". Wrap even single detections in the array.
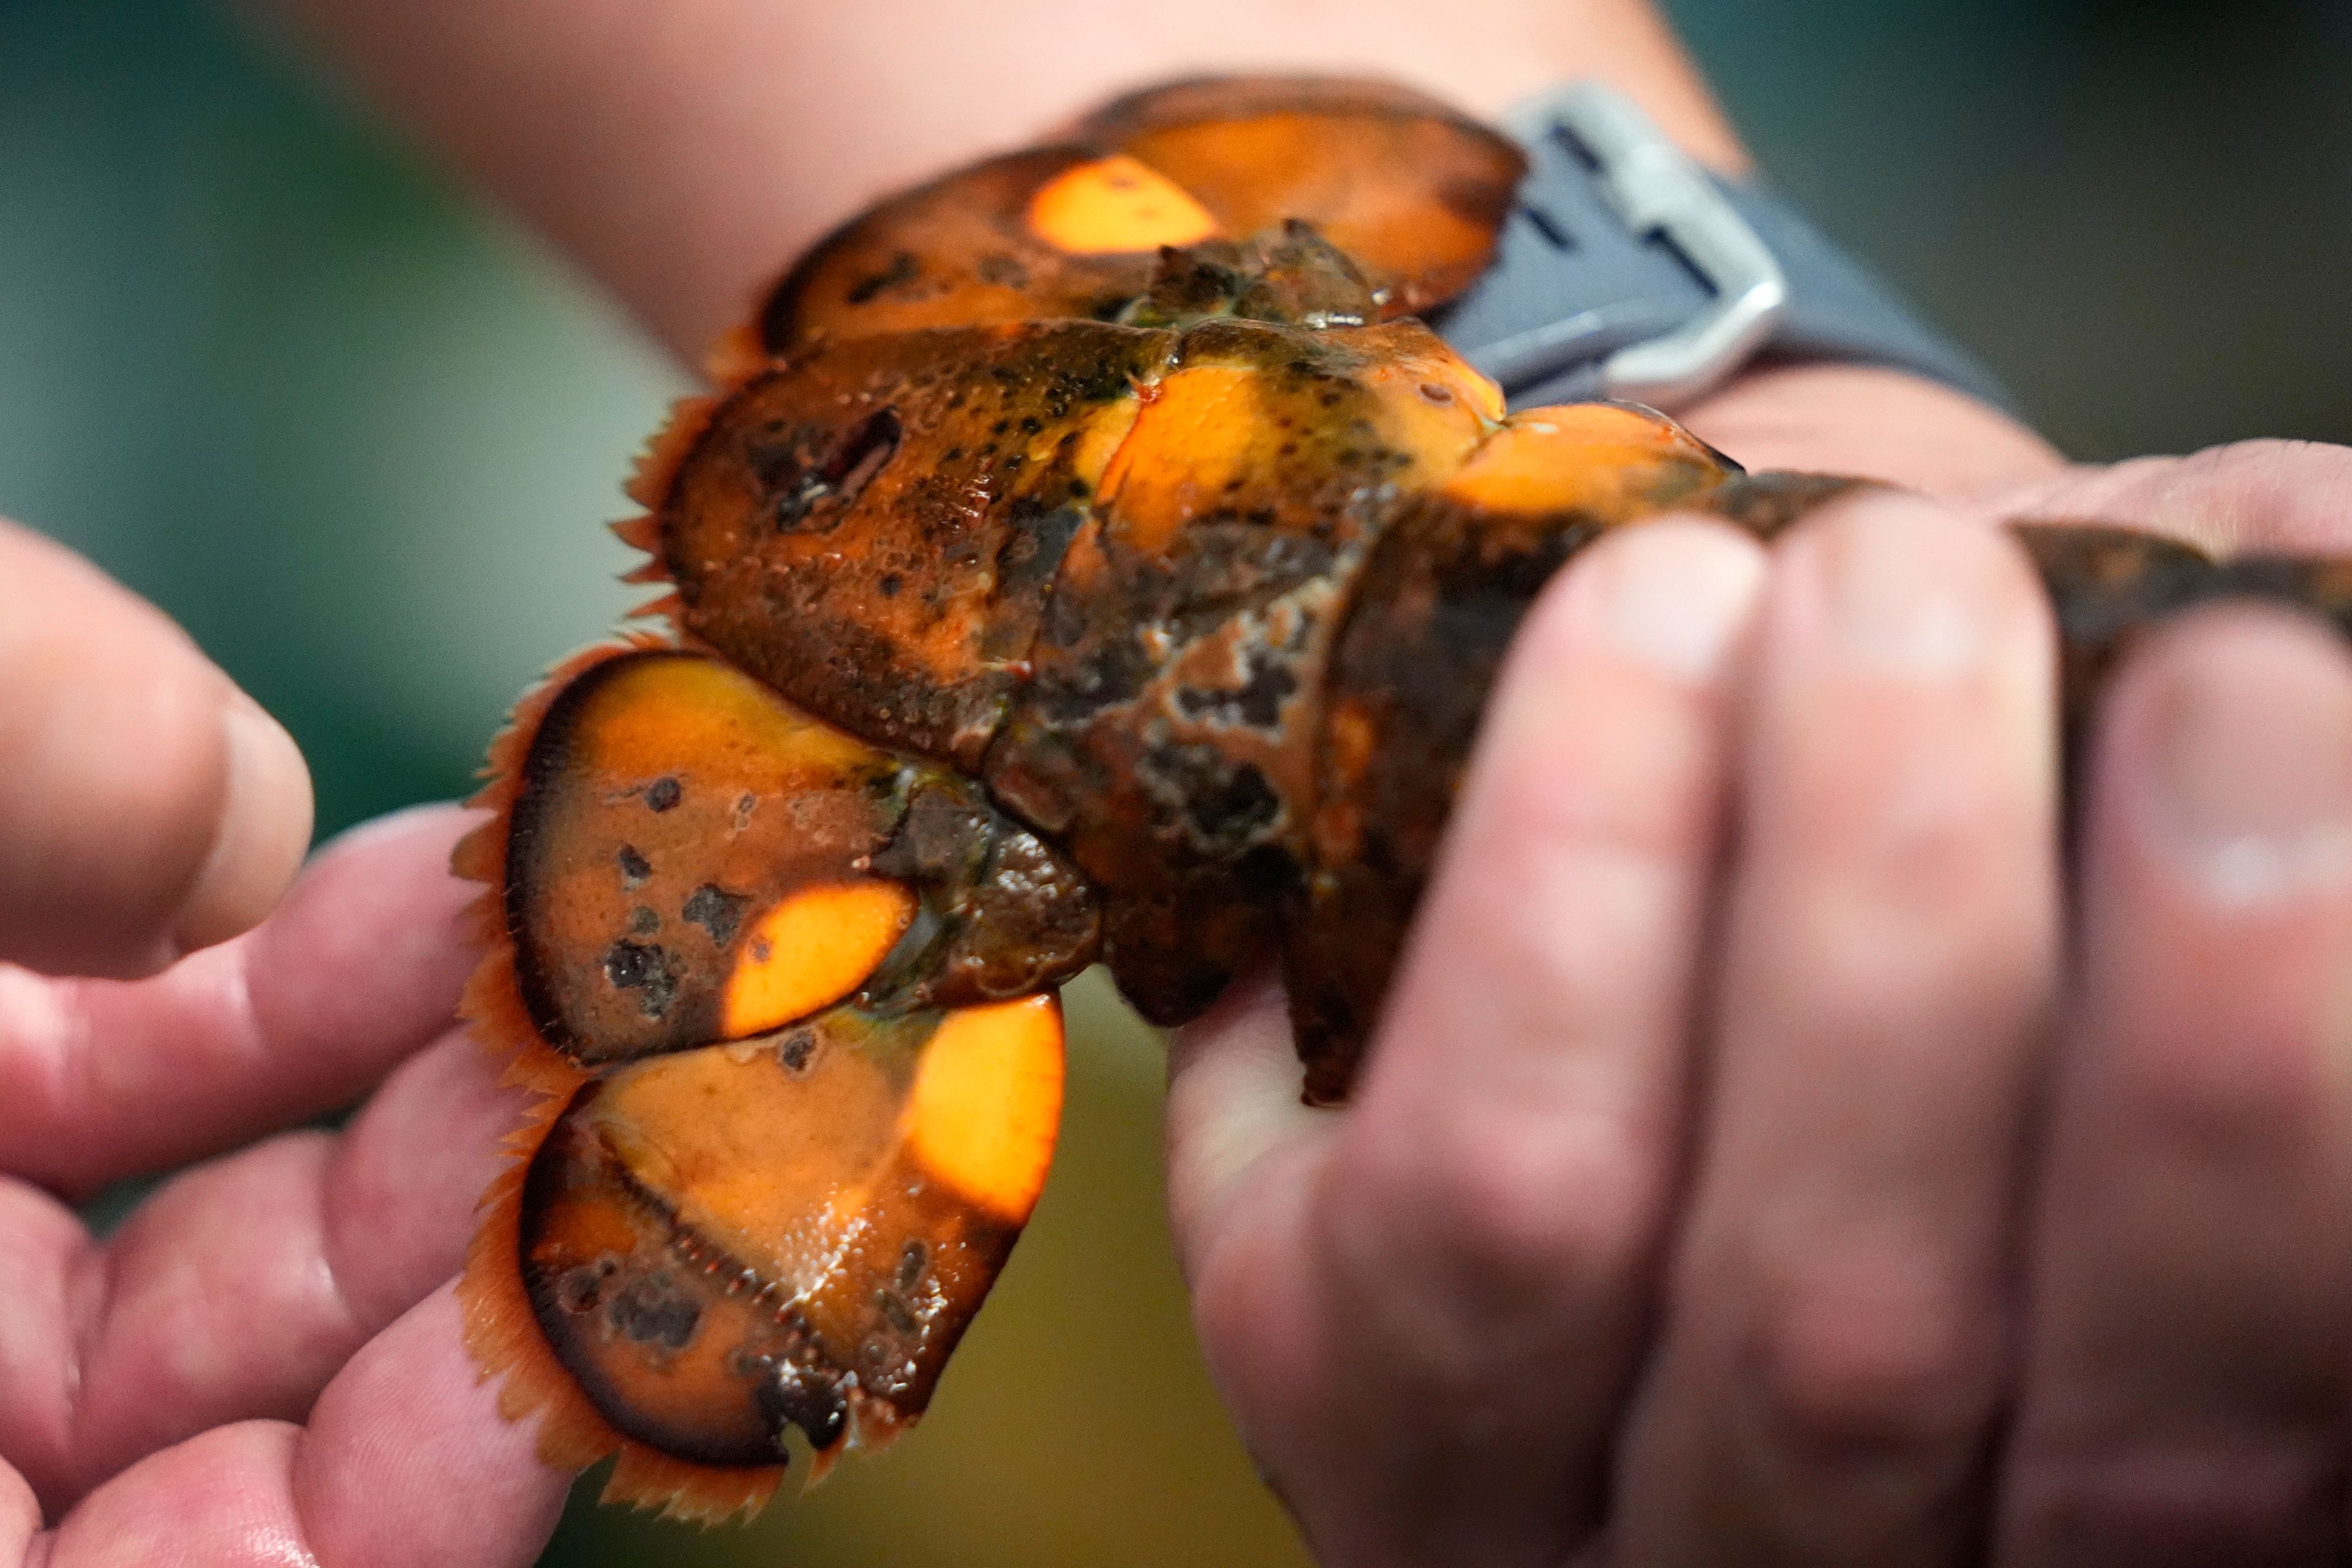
[
  {"xmin": 1852, "ymin": 791, "xmax": 2034, "ymax": 912},
  {"xmin": 1771, "ymin": 835, "xmax": 2052, "ymax": 1042},
  {"xmin": 1758, "ymin": 685, "xmax": 2057, "ymax": 1021},
  {"xmin": 1483, "ymin": 750, "xmax": 1711, "ymax": 876},
  {"xmin": 1326, "ymin": 1100, "xmax": 1663, "ymax": 1313},
  {"xmin": 1451, "ymin": 829, "xmax": 1692, "ymax": 1027},
  {"xmin": 2107, "ymin": 1016, "xmax": 2334, "ymax": 1166},
  {"xmin": 1772, "ymin": 789, "xmax": 1959, "ymax": 908},
  {"xmin": 1468, "ymin": 658, "xmax": 1722, "ymax": 880},
  {"xmin": 1735, "ymin": 1238, "xmax": 2000, "ymax": 1458},
  {"xmin": 1764, "ymin": 714, "xmax": 2051, "ymax": 916}
]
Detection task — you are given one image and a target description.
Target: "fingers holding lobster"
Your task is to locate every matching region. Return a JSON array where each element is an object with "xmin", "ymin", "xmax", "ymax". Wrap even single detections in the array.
[{"xmin": 453, "ymin": 646, "xmax": 1094, "ymax": 1517}]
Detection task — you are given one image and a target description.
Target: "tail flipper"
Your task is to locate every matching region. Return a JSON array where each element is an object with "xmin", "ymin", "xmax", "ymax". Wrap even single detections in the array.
[{"xmin": 454, "ymin": 646, "xmax": 1095, "ymax": 1519}]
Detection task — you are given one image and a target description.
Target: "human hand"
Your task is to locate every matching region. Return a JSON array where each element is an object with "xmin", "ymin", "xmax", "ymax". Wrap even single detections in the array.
[
  {"xmin": 0, "ymin": 520, "xmax": 571, "ymax": 1566},
  {"xmin": 1167, "ymin": 437, "xmax": 2352, "ymax": 1567}
]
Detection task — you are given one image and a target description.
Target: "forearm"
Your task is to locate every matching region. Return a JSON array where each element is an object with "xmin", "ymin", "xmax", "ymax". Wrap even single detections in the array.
[{"xmin": 245, "ymin": 0, "xmax": 2059, "ymax": 493}]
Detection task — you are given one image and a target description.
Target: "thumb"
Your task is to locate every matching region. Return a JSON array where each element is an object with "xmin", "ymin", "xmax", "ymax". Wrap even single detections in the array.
[{"xmin": 0, "ymin": 518, "xmax": 314, "ymax": 978}]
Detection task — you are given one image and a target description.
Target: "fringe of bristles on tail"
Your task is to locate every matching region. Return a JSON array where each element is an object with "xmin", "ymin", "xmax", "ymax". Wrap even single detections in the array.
[
  {"xmin": 448, "ymin": 372, "xmax": 793, "ymax": 1523},
  {"xmin": 604, "ymin": 382, "xmax": 730, "ymax": 628}
]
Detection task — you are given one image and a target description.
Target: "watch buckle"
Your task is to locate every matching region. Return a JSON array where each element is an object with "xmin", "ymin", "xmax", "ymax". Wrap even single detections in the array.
[{"xmin": 1506, "ymin": 82, "xmax": 1789, "ymax": 409}]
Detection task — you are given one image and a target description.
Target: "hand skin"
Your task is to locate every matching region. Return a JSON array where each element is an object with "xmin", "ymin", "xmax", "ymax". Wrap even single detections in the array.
[
  {"xmin": 7, "ymin": 1, "xmax": 2346, "ymax": 1564},
  {"xmin": 0, "ymin": 511, "xmax": 576, "ymax": 1562},
  {"xmin": 0, "ymin": 807, "xmax": 571, "ymax": 1568}
]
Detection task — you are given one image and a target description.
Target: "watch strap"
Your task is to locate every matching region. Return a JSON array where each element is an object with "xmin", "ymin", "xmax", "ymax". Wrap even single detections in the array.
[{"xmin": 1430, "ymin": 81, "xmax": 2016, "ymax": 416}]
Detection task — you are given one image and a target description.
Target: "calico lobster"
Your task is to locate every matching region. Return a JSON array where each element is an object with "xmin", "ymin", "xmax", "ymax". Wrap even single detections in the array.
[{"xmin": 451, "ymin": 74, "xmax": 2352, "ymax": 1520}]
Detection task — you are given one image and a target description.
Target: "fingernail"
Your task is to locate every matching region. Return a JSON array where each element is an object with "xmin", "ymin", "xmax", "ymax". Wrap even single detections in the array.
[
  {"xmin": 1811, "ymin": 497, "xmax": 1993, "ymax": 674},
  {"xmin": 2143, "ymin": 618, "xmax": 2352, "ymax": 908},
  {"xmin": 1576, "ymin": 519, "xmax": 1765, "ymax": 683},
  {"xmin": 172, "ymin": 691, "xmax": 316, "ymax": 956}
]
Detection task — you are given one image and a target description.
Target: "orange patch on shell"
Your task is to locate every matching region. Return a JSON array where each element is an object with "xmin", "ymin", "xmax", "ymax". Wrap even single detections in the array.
[
  {"xmin": 1026, "ymin": 154, "xmax": 1220, "ymax": 254},
  {"xmin": 720, "ymin": 880, "xmax": 918, "ymax": 1039},
  {"xmin": 904, "ymin": 994, "xmax": 1066, "ymax": 1224}
]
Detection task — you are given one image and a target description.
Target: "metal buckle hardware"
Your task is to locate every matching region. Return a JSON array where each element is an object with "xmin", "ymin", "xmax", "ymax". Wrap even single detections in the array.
[{"xmin": 1490, "ymin": 82, "xmax": 1787, "ymax": 409}]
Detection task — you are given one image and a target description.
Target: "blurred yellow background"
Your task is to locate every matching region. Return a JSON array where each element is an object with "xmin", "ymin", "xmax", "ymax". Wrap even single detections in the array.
[{"xmin": 3, "ymin": 0, "xmax": 2346, "ymax": 1562}]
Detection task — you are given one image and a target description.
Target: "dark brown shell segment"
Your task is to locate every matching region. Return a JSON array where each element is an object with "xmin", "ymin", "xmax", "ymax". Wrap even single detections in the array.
[
  {"xmin": 984, "ymin": 317, "xmax": 1504, "ymax": 1020},
  {"xmin": 662, "ymin": 322, "xmax": 1175, "ymax": 767},
  {"xmin": 2015, "ymin": 522, "xmax": 2352, "ymax": 790},
  {"xmin": 760, "ymin": 75, "xmax": 1526, "ymax": 350}
]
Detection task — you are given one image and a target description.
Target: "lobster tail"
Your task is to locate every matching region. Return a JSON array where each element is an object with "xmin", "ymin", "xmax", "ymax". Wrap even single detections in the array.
[{"xmin": 456, "ymin": 644, "xmax": 1093, "ymax": 1513}]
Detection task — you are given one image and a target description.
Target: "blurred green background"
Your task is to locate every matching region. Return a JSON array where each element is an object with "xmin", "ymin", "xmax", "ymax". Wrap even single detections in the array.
[{"xmin": 2, "ymin": 1, "xmax": 2345, "ymax": 1562}]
